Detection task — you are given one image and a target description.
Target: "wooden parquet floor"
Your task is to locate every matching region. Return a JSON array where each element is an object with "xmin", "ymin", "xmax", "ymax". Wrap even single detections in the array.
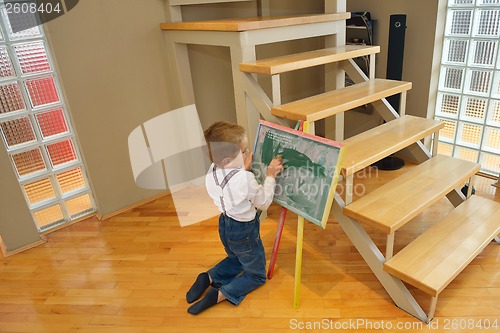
[{"xmin": 1, "ymin": 165, "xmax": 499, "ymax": 332}]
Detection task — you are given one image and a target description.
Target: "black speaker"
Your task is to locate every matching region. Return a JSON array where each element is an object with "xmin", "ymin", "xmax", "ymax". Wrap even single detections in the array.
[
  {"xmin": 372, "ymin": 14, "xmax": 407, "ymax": 171},
  {"xmin": 386, "ymin": 14, "xmax": 407, "ymax": 112}
]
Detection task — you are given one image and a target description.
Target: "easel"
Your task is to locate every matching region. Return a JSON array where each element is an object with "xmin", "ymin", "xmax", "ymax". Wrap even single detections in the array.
[{"xmin": 266, "ymin": 120, "xmax": 309, "ymax": 308}]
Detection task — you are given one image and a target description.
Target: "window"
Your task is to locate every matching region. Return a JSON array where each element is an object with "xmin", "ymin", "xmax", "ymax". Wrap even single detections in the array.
[
  {"xmin": 0, "ymin": 6, "xmax": 95, "ymax": 231},
  {"xmin": 435, "ymin": 0, "xmax": 500, "ymax": 177}
]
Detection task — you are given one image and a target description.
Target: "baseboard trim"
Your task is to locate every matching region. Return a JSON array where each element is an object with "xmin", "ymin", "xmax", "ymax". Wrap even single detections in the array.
[
  {"xmin": 0, "ymin": 234, "xmax": 47, "ymax": 258},
  {"xmin": 96, "ymin": 191, "xmax": 170, "ymax": 221},
  {"xmin": 476, "ymin": 172, "xmax": 499, "ymax": 188},
  {"xmin": 1, "ymin": 192, "xmax": 172, "ymax": 257},
  {"xmin": 41, "ymin": 212, "xmax": 98, "ymax": 236},
  {"xmin": 478, "ymin": 172, "xmax": 498, "ymax": 181}
]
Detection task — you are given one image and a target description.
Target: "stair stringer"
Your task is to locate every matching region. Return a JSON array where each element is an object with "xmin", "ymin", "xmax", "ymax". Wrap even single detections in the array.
[
  {"xmin": 342, "ymin": 59, "xmax": 433, "ymax": 164},
  {"xmin": 241, "ymin": 72, "xmax": 294, "ymax": 127},
  {"xmin": 332, "ymin": 193, "xmax": 429, "ymax": 322},
  {"xmin": 342, "ymin": 59, "xmax": 467, "ymax": 208}
]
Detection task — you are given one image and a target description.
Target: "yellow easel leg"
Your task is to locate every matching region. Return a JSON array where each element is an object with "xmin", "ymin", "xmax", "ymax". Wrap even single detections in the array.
[
  {"xmin": 293, "ymin": 216, "xmax": 305, "ymax": 309},
  {"xmin": 303, "ymin": 121, "xmax": 309, "ymax": 134},
  {"xmin": 294, "ymin": 120, "xmax": 308, "ymax": 309}
]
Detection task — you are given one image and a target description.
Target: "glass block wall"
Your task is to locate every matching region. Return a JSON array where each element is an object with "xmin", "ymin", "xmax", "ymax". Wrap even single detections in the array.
[
  {"xmin": 0, "ymin": 8, "xmax": 95, "ymax": 231},
  {"xmin": 435, "ymin": 0, "xmax": 500, "ymax": 177}
]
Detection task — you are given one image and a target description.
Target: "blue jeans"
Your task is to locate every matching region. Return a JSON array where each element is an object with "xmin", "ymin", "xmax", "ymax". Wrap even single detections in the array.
[{"xmin": 208, "ymin": 213, "xmax": 267, "ymax": 305}]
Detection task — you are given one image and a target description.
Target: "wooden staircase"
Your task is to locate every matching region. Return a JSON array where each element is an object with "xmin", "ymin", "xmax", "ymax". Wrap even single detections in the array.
[
  {"xmin": 161, "ymin": 0, "xmax": 500, "ymax": 323},
  {"xmin": 245, "ymin": 40, "xmax": 500, "ymax": 320},
  {"xmin": 384, "ymin": 195, "xmax": 500, "ymax": 318},
  {"xmin": 344, "ymin": 155, "xmax": 480, "ymax": 258}
]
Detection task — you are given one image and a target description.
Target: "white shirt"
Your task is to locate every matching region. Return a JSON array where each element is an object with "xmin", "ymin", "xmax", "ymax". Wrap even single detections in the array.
[{"xmin": 205, "ymin": 163, "xmax": 276, "ymax": 222}]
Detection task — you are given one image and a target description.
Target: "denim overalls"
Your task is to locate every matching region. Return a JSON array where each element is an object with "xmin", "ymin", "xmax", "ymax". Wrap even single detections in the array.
[{"xmin": 208, "ymin": 166, "xmax": 267, "ymax": 305}]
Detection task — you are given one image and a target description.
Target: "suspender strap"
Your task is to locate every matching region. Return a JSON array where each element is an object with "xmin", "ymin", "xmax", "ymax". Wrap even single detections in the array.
[
  {"xmin": 220, "ymin": 169, "xmax": 239, "ymax": 189},
  {"xmin": 213, "ymin": 166, "xmax": 240, "ymax": 190},
  {"xmin": 212, "ymin": 165, "xmax": 240, "ymax": 214},
  {"xmin": 212, "ymin": 165, "xmax": 219, "ymax": 186}
]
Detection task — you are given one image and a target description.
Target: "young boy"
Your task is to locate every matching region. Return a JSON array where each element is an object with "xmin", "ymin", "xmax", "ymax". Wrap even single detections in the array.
[{"xmin": 186, "ymin": 121, "xmax": 283, "ymax": 315}]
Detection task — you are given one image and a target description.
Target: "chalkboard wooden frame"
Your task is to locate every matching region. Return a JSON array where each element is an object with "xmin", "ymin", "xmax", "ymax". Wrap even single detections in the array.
[{"xmin": 252, "ymin": 120, "xmax": 345, "ymax": 228}]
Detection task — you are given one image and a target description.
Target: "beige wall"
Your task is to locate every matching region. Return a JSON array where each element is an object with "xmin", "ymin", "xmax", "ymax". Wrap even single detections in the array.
[
  {"xmin": 44, "ymin": 0, "xmax": 174, "ymax": 217},
  {"xmin": 180, "ymin": 2, "xmax": 258, "ymax": 127},
  {"xmin": 345, "ymin": 0, "xmax": 441, "ymax": 137},
  {"xmin": 0, "ymin": 149, "xmax": 42, "ymax": 253}
]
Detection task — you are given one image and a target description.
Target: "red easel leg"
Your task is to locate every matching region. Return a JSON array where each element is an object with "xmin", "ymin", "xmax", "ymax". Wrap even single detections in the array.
[
  {"xmin": 267, "ymin": 120, "xmax": 302, "ymax": 279},
  {"xmin": 267, "ymin": 207, "xmax": 287, "ymax": 279}
]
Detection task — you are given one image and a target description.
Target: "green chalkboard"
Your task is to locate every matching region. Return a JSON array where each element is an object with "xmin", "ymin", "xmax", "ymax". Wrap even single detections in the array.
[{"xmin": 252, "ymin": 120, "xmax": 345, "ymax": 228}]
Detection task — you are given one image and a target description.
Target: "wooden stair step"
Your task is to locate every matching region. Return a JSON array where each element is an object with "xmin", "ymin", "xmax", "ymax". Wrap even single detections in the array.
[
  {"xmin": 342, "ymin": 115, "xmax": 444, "ymax": 176},
  {"xmin": 240, "ymin": 45, "xmax": 380, "ymax": 75},
  {"xmin": 384, "ymin": 195, "xmax": 500, "ymax": 297},
  {"xmin": 160, "ymin": 13, "xmax": 351, "ymax": 32},
  {"xmin": 343, "ymin": 155, "xmax": 480, "ymax": 234},
  {"xmin": 272, "ymin": 79, "xmax": 412, "ymax": 122}
]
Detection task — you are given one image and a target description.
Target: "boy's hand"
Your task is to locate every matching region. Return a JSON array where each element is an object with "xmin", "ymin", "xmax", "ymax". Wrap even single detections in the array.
[
  {"xmin": 267, "ymin": 156, "xmax": 284, "ymax": 178},
  {"xmin": 244, "ymin": 152, "xmax": 253, "ymax": 171}
]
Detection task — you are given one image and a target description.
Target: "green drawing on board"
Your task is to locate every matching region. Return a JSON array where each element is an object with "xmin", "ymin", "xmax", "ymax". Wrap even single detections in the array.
[
  {"xmin": 252, "ymin": 121, "xmax": 345, "ymax": 228},
  {"xmin": 261, "ymin": 132, "xmax": 326, "ymax": 177}
]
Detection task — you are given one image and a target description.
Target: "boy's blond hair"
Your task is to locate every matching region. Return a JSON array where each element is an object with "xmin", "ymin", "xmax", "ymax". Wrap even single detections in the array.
[{"xmin": 204, "ymin": 121, "xmax": 246, "ymax": 165}]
